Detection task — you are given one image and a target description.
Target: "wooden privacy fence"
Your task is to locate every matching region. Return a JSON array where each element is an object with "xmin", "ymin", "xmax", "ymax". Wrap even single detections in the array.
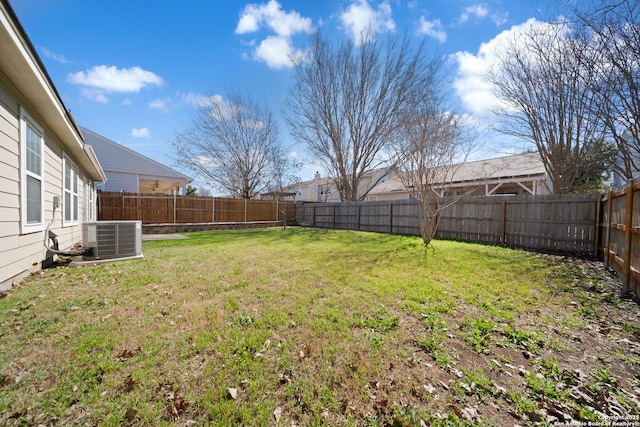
[
  {"xmin": 297, "ymin": 188, "xmax": 640, "ymax": 297},
  {"xmin": 438, "ymin": 195, "xmax": 599, "ymax": 254},
  {"xmin": 97, "ymin": 192, "xmax": 296, "ymax": 224},
  {"xmin": 296, "ymin": 195, "xmax": 600, "ymax": 254},
  {"xmin": 600, "ymin": 181, "xmax": 640, "ymax": 296}
]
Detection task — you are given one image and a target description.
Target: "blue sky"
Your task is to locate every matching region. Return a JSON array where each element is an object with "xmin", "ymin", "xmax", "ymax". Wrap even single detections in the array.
[{"xmin": 11, "ymin": 0, "xmax": 556, "ymax": 186}]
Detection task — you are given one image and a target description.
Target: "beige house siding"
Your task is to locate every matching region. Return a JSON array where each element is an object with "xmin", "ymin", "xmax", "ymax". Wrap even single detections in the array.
[
  {"xmin": 0, "ymin": 75, "xmax": 90, "ymax": 287},
  {"xmin": 0, "ymin": 78, "xmax": 23, "ymax": 284},
  {"xmin": 0, "ymin": 0, "xmax": 105, "ymax": 289},
  {"xmin": 367, "ymin": 192, "xmax": 411, "ymax": 202},
  {"xmin": 288, "ymin": 170, "xmax": 392, "ymax": 202}
]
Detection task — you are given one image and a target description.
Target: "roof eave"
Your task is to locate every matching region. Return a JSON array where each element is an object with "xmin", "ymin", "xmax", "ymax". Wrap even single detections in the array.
[{"xmin": 0, "ymin": 0, "xmax": 105, "ymax": 181}]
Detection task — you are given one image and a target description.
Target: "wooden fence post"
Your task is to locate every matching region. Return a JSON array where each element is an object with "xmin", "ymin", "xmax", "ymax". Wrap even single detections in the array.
[
  {"xmin": 173, "ymin": 193, "xmax": 177, "ymax": 224},
  {"xmin": 623, "ymin": 181, "xmax": 634, "ymax": 294},
  {"xmin": 389, "ymin": 203, "xmax": 393, "ymax": 234},
  {"xmin": 357, "ymin": 204, "xmax": 361, "ymax": 231},
  {"xmin": 603, "ymin": 191, "xmax": 613, "ymax": 270},
  {"xmin": 212, "ymin": 197, "xmax": 216, "ymax": 223},
  {"xmin": 244, "ymin": 198, "xmax": 248, "ymax": 222},
  {"xmin": 312, "ymin": 205, "xmax": 316, "ymax": 227},
  {"xmin": 593, "ymin": 198, "xmax": 601, "ymax": 257},
  {"xmin": 121, "ymin": 191, "xmax": 125, "ymax": 219},
  {"xmin": 500, "ymin": 201, "xmax": 506, "ymax": 245},
  {"xmin": 332, "ymin": 205, "xmax": 336, "ymax": 229}
]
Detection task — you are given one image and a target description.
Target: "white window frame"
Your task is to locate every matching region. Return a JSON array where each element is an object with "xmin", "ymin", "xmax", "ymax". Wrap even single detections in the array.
[
  {"xmin": 20, "ymin": 109, "xmax": 45, "ymax": 234},
  {"xmin": 63, "ymin": 154, "xmax": 80, "ymax": 226},
  {"xmin": 85, "ymin": 180, "xmax": 95, "ymax": 222}
]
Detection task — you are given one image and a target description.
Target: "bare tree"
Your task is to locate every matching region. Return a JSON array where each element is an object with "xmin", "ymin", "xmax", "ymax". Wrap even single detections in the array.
[
  {"xmin": 392, "ymin": 97, "xmax": 473, "ymax": 245},
  {"xmin": 573, "ymin": 0, "xmax": 640, "ymax": 182},
  {"xmin": 262, "ymin": 144, "xmax": 302, "ymax": 229},
  {"xmin": 264, "ymin": 144, "xmax": 302, "ymax": 197},
  {"xmin": 286, "ymin": 31, "xmax": 433, "ymax": 201},
  {"xmin": 173, "ymin": 92, "xmax": 288, "ymax": 199},
  {"xmin": 489, "ymin": 21, "xmax": 604, "ymax": 194}
]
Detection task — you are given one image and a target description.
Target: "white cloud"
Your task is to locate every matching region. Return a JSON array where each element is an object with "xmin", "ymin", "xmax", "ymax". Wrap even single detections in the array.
[
  {"xmin": 418, "ymin": 17, "xmax": 446, "ymax": 43},
  {"xmin": 235, "ymin": 0, "xmax": 312, "ymax": 68},
  {"xmin": 180, "ymin": 93, "xmax": 260, "ymax": 124},
  {"xmin": 68, "ymin": 65, "xmax": 164, "ymax": 102},
  {"xmin": 131, "ymin": 127, "xmax": 151, "ymax": 138},
  {"xmin": 459, "ymin": 4, "xmax": 489, "ymax": 23},
  {"xmin": 452, "ymin": 18, "xmax": 548, "ymax": 123},
  {"xmin": 149, "ymin": 97, "xmax": 171, "ymax": 112},
  {"xmin": 181, "ymin": 92, "xmax": 223, "ymax": 108},
  {"xmin": 236, "ymin": 0, "xmax": 312, "ymax": 36},
  {"xmin": 458, "ymin": 4, "xmax": 508, "ymax": 28},
  {"xmin": 236, "ymin": 9, "xmax": 260, "ymax": 33},
  {"xmin": 339, "ymin": 0, "xmax": 395, "ymax": 45},
  {"xmin": 122, "ymin": 98, "xmax": 132, "ymax": 105},
  {"xmin": 491, "ymin": 11, "xmax": 509, "ymax": 26},
  {"xmin": 40, "ymin": 47, "xmax": 72, "ymax": 64},
  {"xmin": 253, "ymin": 36, "xmax": 305, "ymax": 69},
  {"xmin": 80, "ymin": 87, "xmax": 108, "ymax": 104},
  {"xmin": 68, "ymin": 65, "xmax": 163, "ymax": 92}
]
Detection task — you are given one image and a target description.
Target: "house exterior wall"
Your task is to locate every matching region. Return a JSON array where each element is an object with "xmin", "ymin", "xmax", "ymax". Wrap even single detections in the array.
[
  {"xmin": 0, "ymin": 80, "xmax": 22, "ymax": 282},
  {"xmin": 367, "ymin": 192, "xmax": 411, "ymax": 202},
  {"xmin": 289, "ymin": 172, "xmax": 336, "ymax": 202},
  {"xmin": 0, "ymin": 74, "xmax": 97, "ymax": 288}
]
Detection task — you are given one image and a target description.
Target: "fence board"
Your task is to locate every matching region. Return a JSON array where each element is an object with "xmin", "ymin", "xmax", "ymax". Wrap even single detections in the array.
[
  {"xmin": 97, "ymin": 192, "xmax": 295, "ymax": 224},
  {"xmin": 601, "ymin": 182, "xmax": 640, "ymax": 296},
  {"xmin": 297, "ymin": 195, "xmax": 600, "ymax": 255},
  {"xmin": 297, "ymin": 189, "xmax": 640, "ymax": 297}
]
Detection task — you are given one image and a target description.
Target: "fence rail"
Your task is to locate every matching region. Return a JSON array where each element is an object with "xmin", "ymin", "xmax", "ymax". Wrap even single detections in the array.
[{"xmin": 97, "ymin": 192, "xmax": 296, "ymax": 224}]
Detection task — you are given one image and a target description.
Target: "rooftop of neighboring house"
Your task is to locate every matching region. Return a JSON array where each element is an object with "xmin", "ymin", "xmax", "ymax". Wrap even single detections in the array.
[
  {"xmin": 448, "ymin": 151, "xmax": 545, "ymax": 183},
  {"xmin": 81, "ymin": 127, "xmax": 191, "ymax": 180},
  {"xmin": 369, "ymin": 151, "xmax": 547, "ymax": 196}
]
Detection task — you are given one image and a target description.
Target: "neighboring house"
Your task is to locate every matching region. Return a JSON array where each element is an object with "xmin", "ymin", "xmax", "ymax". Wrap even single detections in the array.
[
  {"xmin": 367, "ymin": 152, "xmax": 552, "ymax": 201},
  {"xmin": 290, "ymin": 152, "xmax": 551, "ymax": 202},
  {"xmin": 612, "ymin": 129, "xmax": 640, "ymax": 188},
  {"xmin": 81, "ymin": 127, "xmax": 192, "ymax": 194},
  {"xmin": 0, "ymin": 0, "xmax": 107, "ymax": 288},
  {"xmin": 288, "ymin": 168, "xmax": 393, "ymax": 202},
  {"xmin": 289, "ymin": 172, "xmax": 340, "ymax": 202}
]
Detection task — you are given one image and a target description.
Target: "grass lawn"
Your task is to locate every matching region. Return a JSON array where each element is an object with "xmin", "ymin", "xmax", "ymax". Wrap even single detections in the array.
[{"xmin": 1, "ymin": 227, "xmax": 639, "ymax": 426}]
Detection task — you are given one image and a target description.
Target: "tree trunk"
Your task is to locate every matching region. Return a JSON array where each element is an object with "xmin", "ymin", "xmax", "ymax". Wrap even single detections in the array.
[{"xmin": 418, "ymin": 198, "xmax": 439, "ymax": 245}]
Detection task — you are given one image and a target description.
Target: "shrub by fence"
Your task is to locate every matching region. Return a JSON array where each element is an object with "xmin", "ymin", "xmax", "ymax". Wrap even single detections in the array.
[{"xmin": 97, "ymin": 192, "xmax": 296, "ymax": 224}]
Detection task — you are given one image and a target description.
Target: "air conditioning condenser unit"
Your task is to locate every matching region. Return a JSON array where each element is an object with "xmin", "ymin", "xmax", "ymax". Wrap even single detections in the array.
[{"xmin": 82, "ymin": 220, "xmax": 143, "ymax": 261}]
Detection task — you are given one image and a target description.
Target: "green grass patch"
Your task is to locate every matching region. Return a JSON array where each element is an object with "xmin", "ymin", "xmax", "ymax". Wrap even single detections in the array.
[
  {"xmin": 463, "ymin": 316, "xmax": 495, "ymax": 353},
  {"xmin": 0, "ymin": 227, "xmax": 632, "ymax": 426}
]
